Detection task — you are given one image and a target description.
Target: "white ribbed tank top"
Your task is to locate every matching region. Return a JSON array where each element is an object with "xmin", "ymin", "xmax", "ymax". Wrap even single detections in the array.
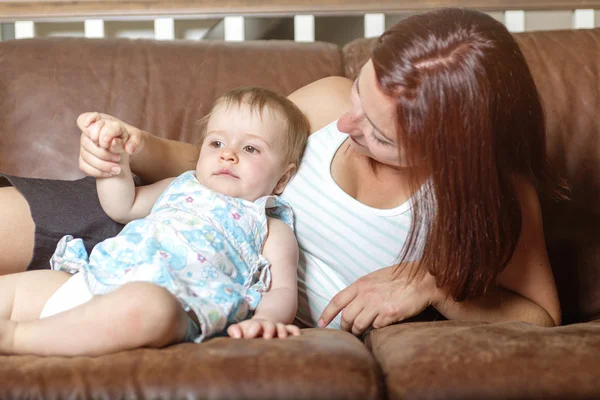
[{"xmin": 281, "ymin": 121, "xmax": 418, "ymax": 328}]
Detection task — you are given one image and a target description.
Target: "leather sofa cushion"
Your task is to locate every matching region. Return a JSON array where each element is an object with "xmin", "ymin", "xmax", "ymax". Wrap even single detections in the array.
[
  {"xmin": 0, "ymin": 329, "xmax": 382, "ymax": 399},
  {"xmin": 367, "ymin": 320, "xmax": 600, "ymax": 400}
]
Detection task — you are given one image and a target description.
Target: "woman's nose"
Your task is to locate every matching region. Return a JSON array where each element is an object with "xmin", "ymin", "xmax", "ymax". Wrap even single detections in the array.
[
  {"xmin": 337, "ymin": 108, "xmax": 363, "ymax": 135},
  {"xmin": 220, "ymin": 148, "xmax": 238, "ymax": 163}
]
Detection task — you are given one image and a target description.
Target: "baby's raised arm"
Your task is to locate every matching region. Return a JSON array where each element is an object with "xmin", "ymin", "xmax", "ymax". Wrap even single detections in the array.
[
  {"xmin": 78, "ymin": 112, "xmax": 173, "ymax": 224},
  {"xmin": 227, "ymin": 217, "xmax": 300, "ymax": 339},
  {"xmin": 77, "ymin": 112, "xmax": 198, "ymax": 183}
]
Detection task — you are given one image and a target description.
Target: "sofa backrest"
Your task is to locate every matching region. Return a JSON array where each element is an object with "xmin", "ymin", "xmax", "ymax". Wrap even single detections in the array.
[
  {"xmin": 0, "ymin": 37, "xmax": 342, "ymax": 179},
  {"xmin": 343, "ymin": 29, "xmax": 600, "ymax": 324}
]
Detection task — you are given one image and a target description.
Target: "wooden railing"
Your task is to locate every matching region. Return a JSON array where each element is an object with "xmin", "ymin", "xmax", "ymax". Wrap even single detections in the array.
[
  {"xmin": 0, "ymin": 1, "xmax": 598, "ymax": 42},
  {"xmin": 2, "ymin": 0, "xmax": 600, "ymax": 21}
]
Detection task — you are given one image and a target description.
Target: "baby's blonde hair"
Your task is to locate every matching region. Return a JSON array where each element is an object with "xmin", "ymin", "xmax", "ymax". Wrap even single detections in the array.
[{"xmin": 196, "ymin": 87, "xmax": 310, "ymax": 169}]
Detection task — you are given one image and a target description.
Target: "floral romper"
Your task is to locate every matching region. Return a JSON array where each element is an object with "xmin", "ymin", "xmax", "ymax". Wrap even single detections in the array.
[{"xmin": 50, "ymin": 170, "xmax": 294, "ymax": 342}]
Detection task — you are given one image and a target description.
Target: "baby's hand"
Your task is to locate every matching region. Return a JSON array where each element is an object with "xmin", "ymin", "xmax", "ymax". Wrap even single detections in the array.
[
  {"xmin": 78, "ymin": 112, "xmax": 146, "ymax": 177},
  {"xmin": 227, "ymin": 318, "xmax": 301, "ymax": 339},
  {"xmin": 77, "ymin": 112, "xmax": 129, "ymax": 154}
]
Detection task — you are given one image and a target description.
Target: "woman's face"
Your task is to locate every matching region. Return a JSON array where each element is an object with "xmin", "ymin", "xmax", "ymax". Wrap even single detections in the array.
[{"xmin": 337, "ymin": 59, "xmax": 407, "ymax": 167}]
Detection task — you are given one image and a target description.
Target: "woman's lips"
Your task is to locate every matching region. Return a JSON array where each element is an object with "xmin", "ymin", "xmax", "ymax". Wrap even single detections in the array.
[{"xmin": 350, "ymin": 136, "xmax": 366, "ymax": 147}]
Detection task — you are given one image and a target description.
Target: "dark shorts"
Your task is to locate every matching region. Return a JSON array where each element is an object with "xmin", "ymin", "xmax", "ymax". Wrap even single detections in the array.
[{"xmin": 0, "ymin": 174, "xmax": 124, "ymax": 270}]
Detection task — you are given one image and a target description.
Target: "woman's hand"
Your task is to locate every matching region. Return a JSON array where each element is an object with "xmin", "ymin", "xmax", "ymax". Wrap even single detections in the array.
[
  {"xmin": 318, "ymin": 264, "xmax": 443, "ymax": 336},
  {"xmin": 227, "ymin": 318, "xmax": 301, "ymax": 339},
  {"xmin": 77, "ymin": 112, "xmax": 146, "ymax": 177}
]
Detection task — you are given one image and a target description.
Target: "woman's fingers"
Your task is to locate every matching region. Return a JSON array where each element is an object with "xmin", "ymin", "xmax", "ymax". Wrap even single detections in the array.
[
  {"xmin": 372, "ymin": 314, "xmax": 399, "ymax": 330},
  {"xmin": 319, "ymin": 284, "xmax": 357, "ymax": 328},
  {"xmin": 339, "ymin": 301, "xmax": 363, "ymax": 332},
  {"xmin": 351, "ymin": 309, "xmax": 378, "ymax": 336},
  {"xmin": 339, "ymin": 300, "xmax": 378, "ymax": 336},
  {"xmin": 81, "ymin": 134, "xmax": 120, "ymax": 162},
  {"xmin": 79, "ymin": 134, "xmax": 121, "ymax": 176},
  {"xmin": 79, "ymin": 150, "xmax": 120, "ymax": 176},
  {"xmin": 78, "ymin": 155, "xmax": 112, "ymax": 178}
]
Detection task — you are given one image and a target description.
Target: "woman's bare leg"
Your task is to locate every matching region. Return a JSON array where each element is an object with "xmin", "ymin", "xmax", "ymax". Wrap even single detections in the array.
[
  {"xmin": 0, "ymin": 187, "xmax": 35, "ymax": 275},
  {"xmin": 0, "ymin": 280, "xmax": 190, "ymax": 356}
]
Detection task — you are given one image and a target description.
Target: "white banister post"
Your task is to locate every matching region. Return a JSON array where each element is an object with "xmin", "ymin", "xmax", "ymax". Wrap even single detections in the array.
[
  {"xmin": 504, "ymin": 10, "xmax": 525, "ymax": 32},
  {"xmin": 574, "ymin": 9, "xmax": 595, "ymax": 29},
  {"xmin": 294, "ymin": 14, "xmax": 314, "ymax": 42},
  {"xmin": 224, "ymin": 16, "xmax": 245, "ymax": 41},
  {"xmin": 15, "ymin": 21, "xmax": 35, "ymax": 39},
  {"xmin": 84, "ymin": 19, "xmax": 105, "ymax": 38},
  {"xmin": 154, "ymin": 17, "xmax": 175, "ymax": 40},
  {"xmin": 364, "ymin": 13, "xmax": 385, "ymax": 38}
]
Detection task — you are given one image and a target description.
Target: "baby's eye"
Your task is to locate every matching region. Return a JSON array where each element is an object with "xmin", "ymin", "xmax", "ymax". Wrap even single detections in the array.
[
  {"xmin": 244, "ymin": 145, "xmax": 258, "ymax": 154},
  {"xmin": 209, "ymin": 141, "xmax": 223, "ymax": 148}
]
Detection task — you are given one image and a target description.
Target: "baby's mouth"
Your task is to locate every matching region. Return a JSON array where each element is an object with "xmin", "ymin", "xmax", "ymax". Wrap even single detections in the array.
[{"xmin": 214, "ymin": 169, "xmax": 239, "ymax": 179}]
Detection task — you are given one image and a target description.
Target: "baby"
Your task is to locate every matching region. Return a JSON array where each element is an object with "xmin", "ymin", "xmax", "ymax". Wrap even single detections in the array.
[{"xmin": 0, "ymin": 87, "xmax": 310, "ymax": 356}]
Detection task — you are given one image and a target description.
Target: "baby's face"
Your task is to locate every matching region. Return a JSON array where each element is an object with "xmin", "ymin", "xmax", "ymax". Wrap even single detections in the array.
[{"xmin": 195, "ymin": 103, "xmax": 291, "ymax": 201}]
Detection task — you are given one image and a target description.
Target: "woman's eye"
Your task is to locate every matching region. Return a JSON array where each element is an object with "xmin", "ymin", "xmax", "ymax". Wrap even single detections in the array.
[
  {"xmin": 370, "ymin": 131, "xmax": 390, "ymax": 146},
  {"xmin": 244, "ymin": 145, "xmax": 258, "ymax": 154},
  {"xmin": 209, "ymin": 141, "xmax": 223, "ymax": 148}
]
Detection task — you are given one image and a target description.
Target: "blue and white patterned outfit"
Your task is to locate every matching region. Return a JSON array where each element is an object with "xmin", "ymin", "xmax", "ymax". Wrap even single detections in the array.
[{"xmin": 49, "ymin": 170, "xmax": 294, "ymax": 342}]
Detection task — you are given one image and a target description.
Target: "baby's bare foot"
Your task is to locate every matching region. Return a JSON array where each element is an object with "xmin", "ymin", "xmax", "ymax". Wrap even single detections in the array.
[{"xmin": 0, "ymin": 319, "xmax": 16, "ymax": 354}]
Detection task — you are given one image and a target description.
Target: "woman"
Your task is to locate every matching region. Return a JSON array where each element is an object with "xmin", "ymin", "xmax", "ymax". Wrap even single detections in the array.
[{"xmin": 0, "ymin": 8, "xmax": 569, "ymax": 335}]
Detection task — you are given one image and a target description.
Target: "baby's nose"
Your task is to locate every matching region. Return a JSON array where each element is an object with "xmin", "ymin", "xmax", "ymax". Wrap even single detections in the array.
[{"xmin": 220, "ymin": 149, "xmax": 238, "ymax": 163}]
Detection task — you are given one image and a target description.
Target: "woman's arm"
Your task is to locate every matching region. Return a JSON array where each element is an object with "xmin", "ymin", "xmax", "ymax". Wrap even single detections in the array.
[
  {"xmin": 435, "ymin": 176, "xmax": 561, "ymax": 326},
  {"xmin": 319, "ymin": 177, "xmax": 561, "ymax": 333},
  {"xmin": 128, "ymin": 134, "xmax": 199, "ymax": 184},
  {"xmin": 288, "ymin": 76, "xmax": 352, "ymax": 134},
  {"xmin": 434, "ymin": 285, "xmax": 556, "ymax": 327}
]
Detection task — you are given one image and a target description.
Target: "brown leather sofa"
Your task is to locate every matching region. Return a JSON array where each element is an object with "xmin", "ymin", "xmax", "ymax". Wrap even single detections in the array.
[{"xmin": 0, "ymin": 28, "xmax": 599, "ymax": 400}]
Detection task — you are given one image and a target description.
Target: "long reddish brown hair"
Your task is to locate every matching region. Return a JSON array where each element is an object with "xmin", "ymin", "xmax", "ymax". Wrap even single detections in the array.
[{"xmin": 372, "ymin": 8, "xmax": 570, "ymax": 301}]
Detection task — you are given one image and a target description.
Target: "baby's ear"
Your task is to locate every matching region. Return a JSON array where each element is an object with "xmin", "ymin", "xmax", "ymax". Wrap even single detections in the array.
[{"xmin": 273, "ymin": 163, "xmax": 297, "ymax": 195}]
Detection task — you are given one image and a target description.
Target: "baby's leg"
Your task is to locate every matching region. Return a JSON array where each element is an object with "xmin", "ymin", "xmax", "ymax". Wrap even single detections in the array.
[
  {"xmin": 2, "ymin": 281, "xmax": 190, "ymax": 356},
  {"xmin": 0, "ymin": 270, "xmax": 70, "ymax": 353},
  {"xmin": 0, "ymin": 270, "xmax": 71, "ymax": 322}
]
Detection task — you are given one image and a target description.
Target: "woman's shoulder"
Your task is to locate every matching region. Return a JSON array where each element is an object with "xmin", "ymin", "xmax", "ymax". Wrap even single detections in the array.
[
  {"xmin": 288, "ymin": 76, "xmax": 352, "ymax": 134},
  {"xmin": 512, "ymin": 174, "xmax": 542, "ymax": 213}
]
